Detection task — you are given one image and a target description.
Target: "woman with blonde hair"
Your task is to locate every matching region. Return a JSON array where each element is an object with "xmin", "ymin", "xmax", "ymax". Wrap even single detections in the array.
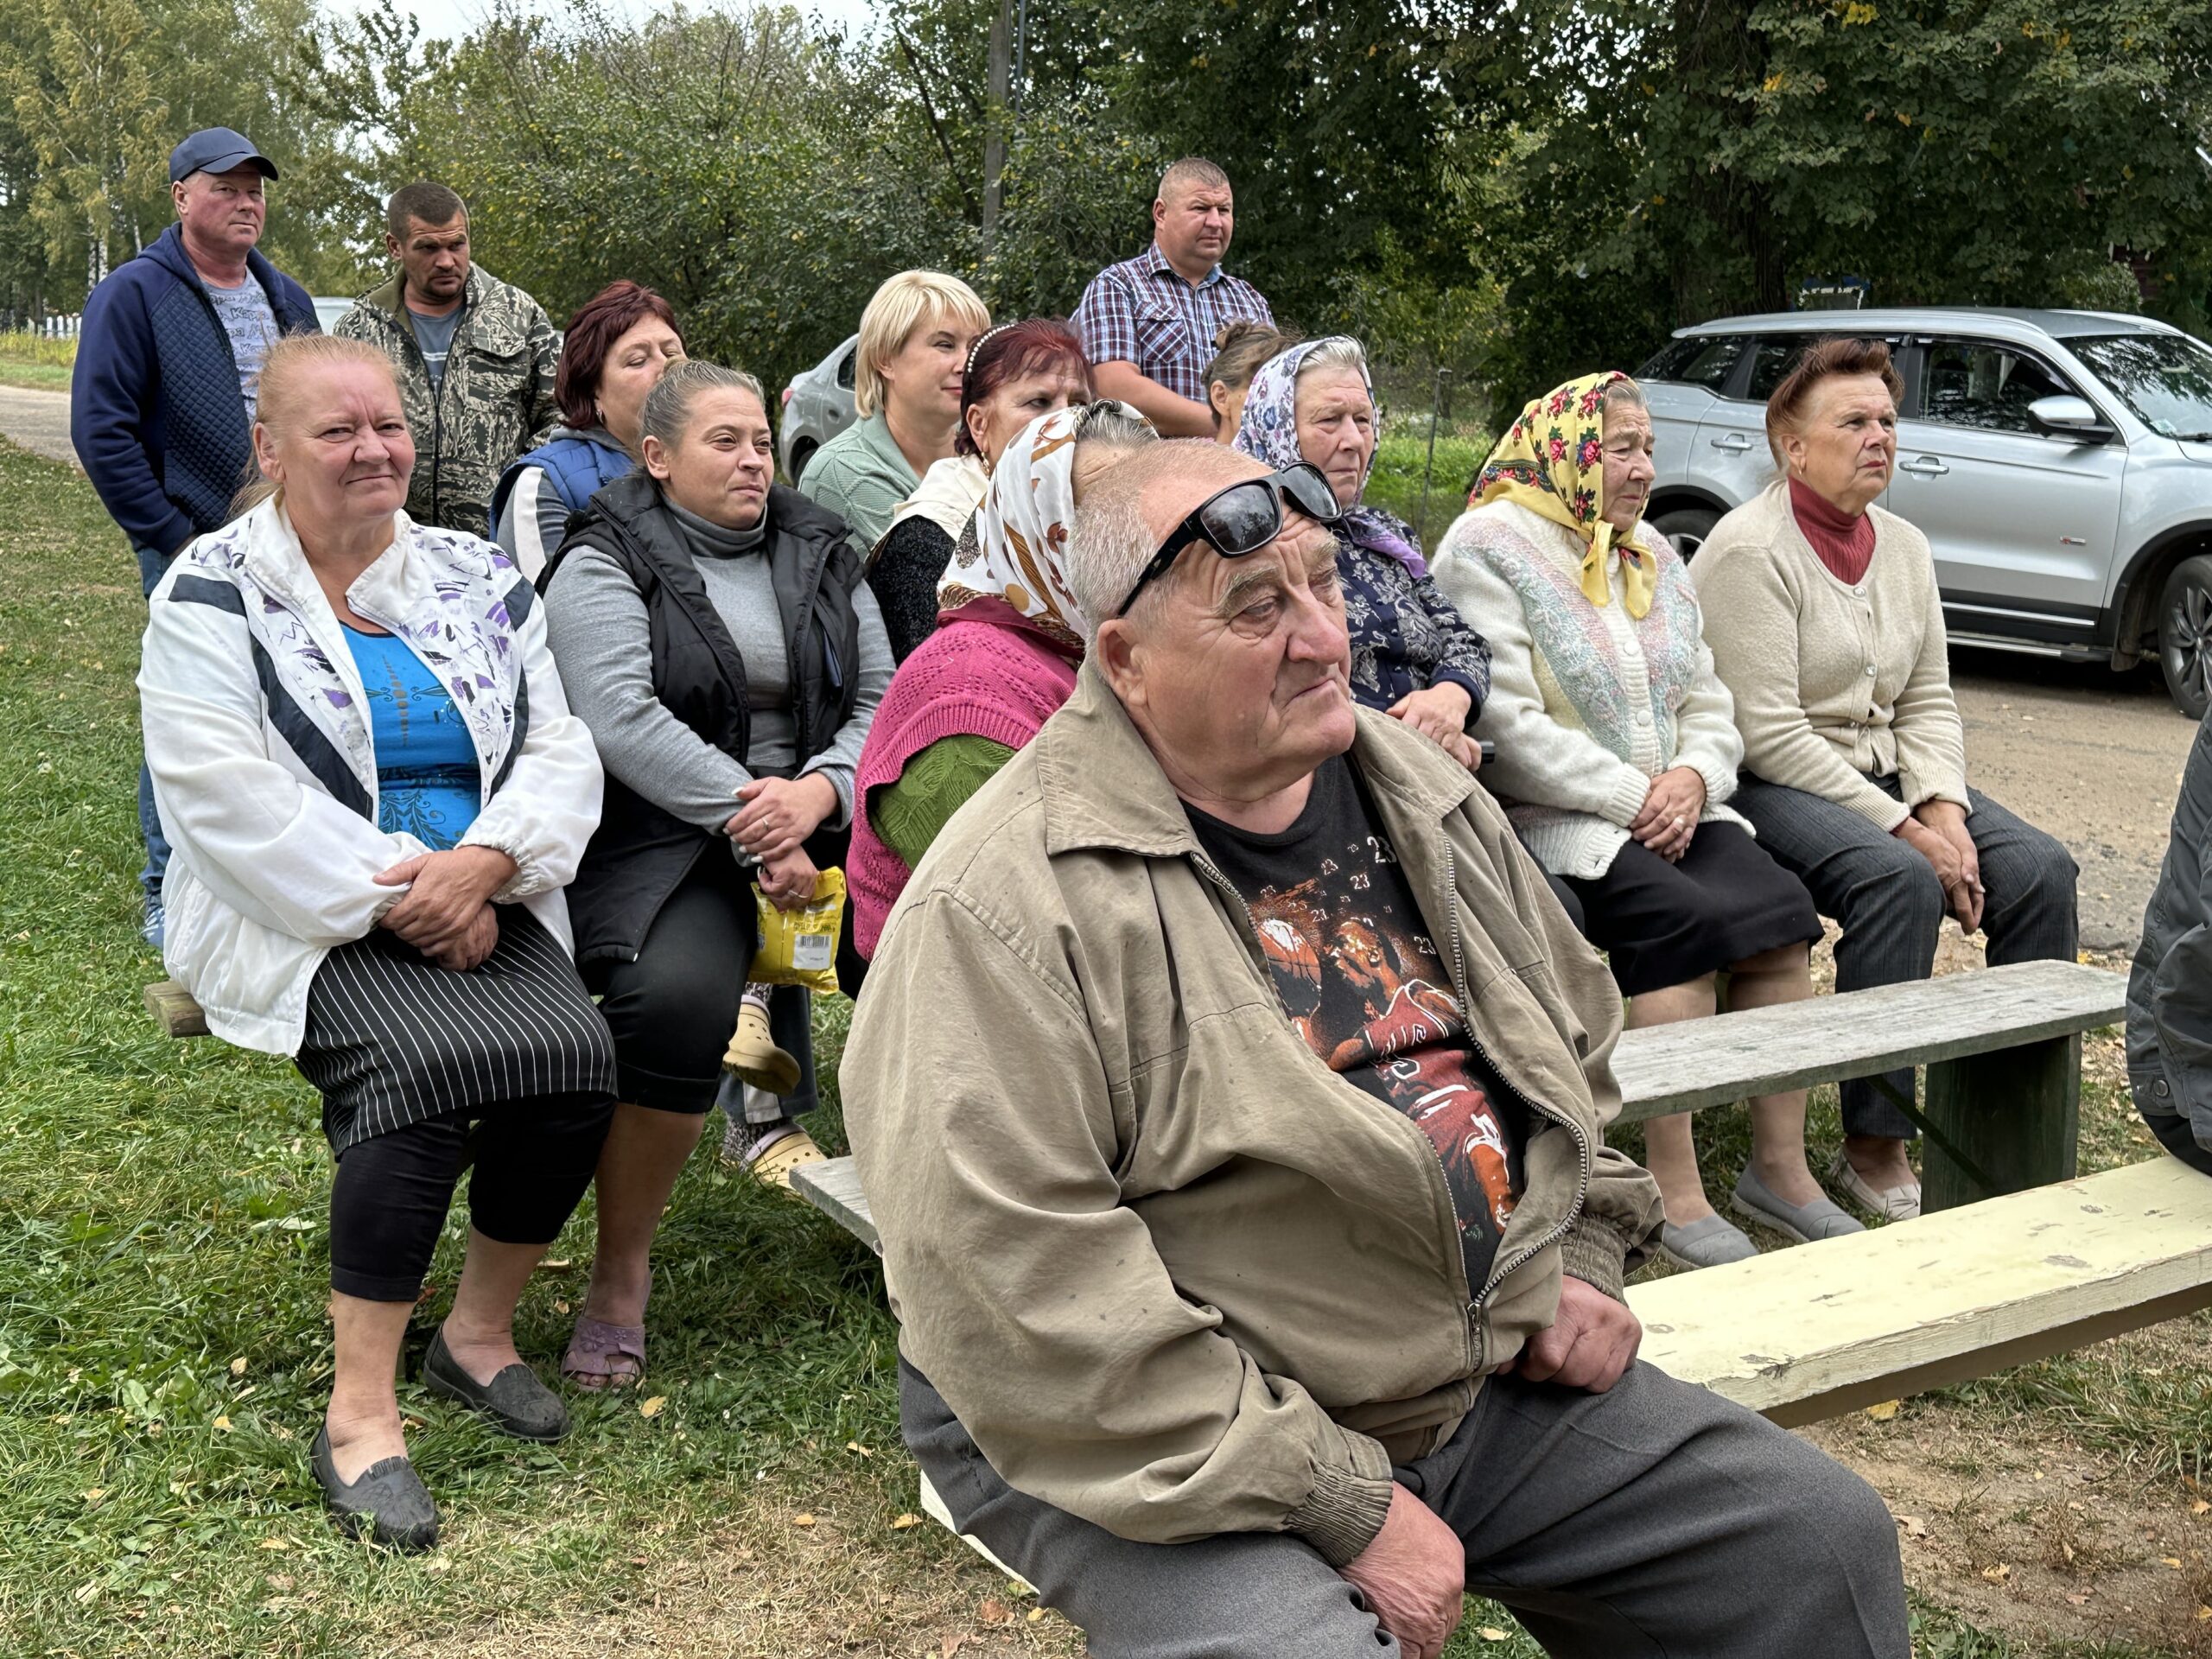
[
  {"xmin": 798, "ymin": 270, "xmax": 988, "ymax": 553},
  {"xmin": 139, "ymin": 333, "xmax": 614, "ymax": 1548}
]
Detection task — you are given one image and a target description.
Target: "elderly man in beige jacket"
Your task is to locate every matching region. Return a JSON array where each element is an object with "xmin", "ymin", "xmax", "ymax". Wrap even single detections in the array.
[{"xmin": 842, "ymin": 440, "xmax": 1908, "ymax": 1659}]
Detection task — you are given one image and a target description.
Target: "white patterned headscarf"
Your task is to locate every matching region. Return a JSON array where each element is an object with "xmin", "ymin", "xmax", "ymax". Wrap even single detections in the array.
[{"xmin": 938, "ymin": 404, "xmax": 1111, "ymax": 652}]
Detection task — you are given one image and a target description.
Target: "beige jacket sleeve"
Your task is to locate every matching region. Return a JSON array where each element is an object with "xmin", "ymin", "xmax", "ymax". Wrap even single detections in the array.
[
  {"xmin": 1696, "ymin": 539, "xmax": 1912, "ymax": 831},
  {"xmin": 842, "ymin": 893, "xmax": 1395, "ymax": 1565},
  {"xmin": 1890, "ymin": 551, "xmax": 1972, "ymax": 812}
]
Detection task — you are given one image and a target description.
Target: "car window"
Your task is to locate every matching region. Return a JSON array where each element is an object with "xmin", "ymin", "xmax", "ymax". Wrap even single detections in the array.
[
  {"xmin": 1638, "ymin": 335, "xmax": 1745, "ymax": 391},
  {"xmin": 1747, "ymin": 338, "xmax": 1808, "ymax": 403},
  {"xmin": 836, "ymin": 349, "xmax": 856, "ymax": 391},
  {"xmin": 1918, "ymin": 340, "xmax": 2070, "ymax": 435},
  {"xmin": 2071, "ymin": 333, "xmax": 2212, "ymax": 440}
]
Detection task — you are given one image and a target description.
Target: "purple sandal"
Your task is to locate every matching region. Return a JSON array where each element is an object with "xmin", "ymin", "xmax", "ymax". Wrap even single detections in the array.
[{"xmin": 562, "ymin": 1317, "xmax": 645, "ymax": 1391}]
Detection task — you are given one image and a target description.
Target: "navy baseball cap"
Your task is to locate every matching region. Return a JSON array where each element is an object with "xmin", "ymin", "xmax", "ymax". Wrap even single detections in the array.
[{"xmin": 168, "ymin": 128, "xmax": 280, "ymax": 184}]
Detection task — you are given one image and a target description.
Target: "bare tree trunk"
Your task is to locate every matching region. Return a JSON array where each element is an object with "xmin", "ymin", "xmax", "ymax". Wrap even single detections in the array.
[{"xmin": 980, "ymin": 0, "xmax": 1013, "ymax": 258}]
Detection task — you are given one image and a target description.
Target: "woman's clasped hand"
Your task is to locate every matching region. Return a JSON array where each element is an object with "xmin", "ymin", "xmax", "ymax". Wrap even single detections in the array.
[{"xmin": 373, "ymin": 845, "xmax": 519, "ymax": 970}]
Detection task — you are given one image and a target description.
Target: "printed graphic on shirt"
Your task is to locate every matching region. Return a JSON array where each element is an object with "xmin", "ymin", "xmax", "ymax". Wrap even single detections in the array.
[
  {"xmin": 1190, "ymin": 758, "xmax": 1526, "ymax": 1288},
  {"xmin": 346, "ymin": 631, "xmax": 481, "ymax": 850}
]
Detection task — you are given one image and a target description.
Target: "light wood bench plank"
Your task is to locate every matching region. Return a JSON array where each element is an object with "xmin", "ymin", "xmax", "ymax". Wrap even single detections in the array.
[
  {"xmin": 1628, "ymin": 1156, "xmax": 2212, "ymax": 1426},
  {"xmin": 143, "ymin": 979, "xmax": 209, "ymax": 1039},
  {"xmin": 793, "ymin": 1157, "xmax": 881, "ymax": 1254},
  {"xmin": 1611, "ymin": 958, "xmax": 2122, "ymax": 1122}
]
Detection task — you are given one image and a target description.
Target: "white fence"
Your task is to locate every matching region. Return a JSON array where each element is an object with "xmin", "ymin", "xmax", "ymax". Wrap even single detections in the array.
[{"xmin": 0, "ymin": 313, "xmax": 81, "ymax": 339}]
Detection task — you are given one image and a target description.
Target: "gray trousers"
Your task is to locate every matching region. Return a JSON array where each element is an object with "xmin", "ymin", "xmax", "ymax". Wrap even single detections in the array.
[
  {"xmin": 900, "ymin": 1360, "xmax": 1908, "ymax": 1658},
  {"xmin": 1732, "ymin": 774, "xmax": 2078, "ymax": 1139}
]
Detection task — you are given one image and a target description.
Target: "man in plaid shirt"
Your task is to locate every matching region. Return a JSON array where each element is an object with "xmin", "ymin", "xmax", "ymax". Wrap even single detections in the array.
[{"xmin": 1075, "ymin": 158, "xmax": 1275, "ymax": 438}]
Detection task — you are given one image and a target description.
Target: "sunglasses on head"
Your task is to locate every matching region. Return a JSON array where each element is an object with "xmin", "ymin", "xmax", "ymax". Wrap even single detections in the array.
[{"xmin": 1114, "ymin": 463, "xmax": 1343, "ymax": 618}]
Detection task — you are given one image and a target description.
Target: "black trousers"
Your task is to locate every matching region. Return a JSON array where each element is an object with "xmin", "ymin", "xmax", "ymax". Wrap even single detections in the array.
[{"xmin": 327, "ymin": 1090, "xmax": 613, "ymax": 1302}]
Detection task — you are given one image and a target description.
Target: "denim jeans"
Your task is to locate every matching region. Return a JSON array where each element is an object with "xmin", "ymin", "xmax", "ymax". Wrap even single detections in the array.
[{"xmin": 134, "ymin": 543, "xmax": 173, "ymax": 907}]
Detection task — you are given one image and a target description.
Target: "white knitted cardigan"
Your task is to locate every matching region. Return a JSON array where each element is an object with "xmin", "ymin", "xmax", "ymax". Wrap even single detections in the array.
[{"xmin": 1430, "ymin": 499, "xmax": 1751, "ymax": 880}]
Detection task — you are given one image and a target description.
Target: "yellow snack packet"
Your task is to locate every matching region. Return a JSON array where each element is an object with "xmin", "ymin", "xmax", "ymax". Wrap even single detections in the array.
[{"xmin": 751, "ymin": 868, "xmax": 847, "ymax": 995}]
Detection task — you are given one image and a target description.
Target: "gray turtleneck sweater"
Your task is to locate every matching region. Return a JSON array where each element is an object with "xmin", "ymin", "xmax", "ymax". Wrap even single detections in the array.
[{"xmin": 543, "ymin": 497, "xmax": 890, "ymax": 845}]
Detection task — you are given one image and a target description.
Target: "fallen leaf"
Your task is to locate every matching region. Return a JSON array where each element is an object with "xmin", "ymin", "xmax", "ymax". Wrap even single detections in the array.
[
  {"xmin": 792, "ymin": 1513, "xmax": 816, "ymax": 1528},
  {"xmin": 427, "ymin": 1554, "xmax": 453, "ymax": 1574},
  {"xmin": 2197, "ymin": 1605, "xmax": 2211, "ymax": 1621},
  {"xmin": 212, "ymin": 1414, "xmax": 232, "ymax": 1433},
  {"xmin": 2163, "ymin": 1557, "xmax": 2184, "ymax": 1569},
  {"xmin": 553, "ymin": 1300, "xmax": 570, "ymax": 1314},
  {"xmin": 891, "ymin": 1513, "xmax": 922, "ymax": 1529},
  {"xmin": 1027, "ymin": 1607, "xmax": 1045, "ymax": 1624},
  {"xmin": 229, "ymin": 1357, "xmax": 247, "ymax": 1376},
  {"xmin": 1897, "ymin": 1515, "xmax": 1928, "ymax": 1538},
  {"xmin": 258, "ymin": 1538, "xmax": 291, "ymax": 1552},
  {"xmin": 981, "ymin": 1596, "xmax": 1012, "ymax": 1624},
  {"xmin": 82, "ymin": 1489, "xmax": 105, "ymax": 1504},
  {"xmin": 939, "ymin": 1637, "xmax": 969, "ymax": 1658},
  {"xmin": 2193, "ymin": 1500, "xmax": 2209, "ymax": 1516},
  {"xmin": 1478, "ymin": 1628, "xmax": 1512, "ymax": 1642},
  {"xmin": 1981, "ymin": 1563, "xmax": 2010, "ymax": 1582},
  {"xmin": 638, "ymin": 1395, "xmax": 666, "ymax": 1419},
  {"xmin": 1865, "ymin": 1400, "xmax": 1901, "ymax": 1421},
  {"xmin": 2067, "ymin": 1592, "xmax": 2091, "ymax": 1606},
  {"xmin": 539, "ymin": 1258, "xmax": 572, "ymax": 1270},
  {"xmin": 628, "ymin": 1556, "xmax": 649, "ymax": 1567},
  {"xmin": 846, "ymin": 1440, "xmax": 873, "ymax": 1457}
]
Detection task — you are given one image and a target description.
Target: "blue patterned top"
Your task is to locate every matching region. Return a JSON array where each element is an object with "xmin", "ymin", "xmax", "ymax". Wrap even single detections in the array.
[{"xmin": 343, "ymin": 625, "xmax": 481, "ymax": 849}]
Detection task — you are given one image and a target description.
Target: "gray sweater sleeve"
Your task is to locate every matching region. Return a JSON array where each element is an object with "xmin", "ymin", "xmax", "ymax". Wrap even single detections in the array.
[
  {"xmin": 543, "ymin": 543, "xmax": 755, "ymax": 836},
  {"xmin": 798, "ymin": 582, "xmax": 892, "ymax": 829}
]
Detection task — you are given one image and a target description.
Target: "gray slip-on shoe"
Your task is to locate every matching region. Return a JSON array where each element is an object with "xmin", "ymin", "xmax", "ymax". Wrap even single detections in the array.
[
  {"xmin": 423, "ymin": 1329, "xmax": 570, "ymax": 1441},
  {"xmin": 312, "ymin": 1427, "xmax": 439, "ymax": 1552},
  {"xmin": 1659, "ymin": 1212, "xmax": 1759, "ymax": 1269},
  {"xmin": 1825, "ymin": 1150, "xmax": 1923, "ymax": 1222},
  {"xmin": 1732, "ymin": 1167, "xmax": 1868, "ymax": 1243}
]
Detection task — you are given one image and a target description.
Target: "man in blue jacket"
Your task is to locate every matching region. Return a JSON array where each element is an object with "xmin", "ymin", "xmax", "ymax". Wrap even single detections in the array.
[{"xmin": 71, "ymin": 127, "xmax": 318, "ymax": 944}]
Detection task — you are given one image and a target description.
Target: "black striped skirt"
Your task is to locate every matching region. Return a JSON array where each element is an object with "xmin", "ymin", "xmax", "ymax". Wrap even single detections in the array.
[{"xmin": 296, "ymin": 904, "xmax": 618, "ymax": 1154}]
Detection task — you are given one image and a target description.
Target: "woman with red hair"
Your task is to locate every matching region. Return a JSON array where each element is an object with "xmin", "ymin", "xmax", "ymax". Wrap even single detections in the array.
[
  {"xmin": 866, "ymin": 317, "xmax": 1093, "ymax": 661},
  {"xmin": 491, "ymin": 280, "xmax": 685, "ymax": 580}
]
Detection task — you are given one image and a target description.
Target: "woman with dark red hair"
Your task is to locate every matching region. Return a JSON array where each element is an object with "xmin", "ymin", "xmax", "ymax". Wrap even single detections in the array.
[
  {"xmin": 492, "ymin": 280, "xmax": 685, "ymax": 580},
  {"xmin": 866, "ymin": 317, "xmax": 1092, "ymax": 660}
]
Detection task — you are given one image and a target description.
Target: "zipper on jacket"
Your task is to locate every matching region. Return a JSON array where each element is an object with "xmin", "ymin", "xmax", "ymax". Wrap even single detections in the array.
[
  {"xmin": 1440, "ymin": 840, "xmax": 1595, "ymax": 1364},
  {"xmin": 1185, "ymin": 845, "xmax": 1480, "ymax": 1356}
]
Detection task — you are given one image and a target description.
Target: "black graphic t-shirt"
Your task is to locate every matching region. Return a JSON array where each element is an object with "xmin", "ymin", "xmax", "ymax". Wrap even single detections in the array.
[{"xmin": 1185, "ymin": 754, "xmax": 1528, "ymax": 1295}]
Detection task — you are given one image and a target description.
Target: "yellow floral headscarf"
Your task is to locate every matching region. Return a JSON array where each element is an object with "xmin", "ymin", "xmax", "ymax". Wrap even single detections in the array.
[{"xmin": 1471, "ymin": 371, "xmax": 1658, "ymax": 620}]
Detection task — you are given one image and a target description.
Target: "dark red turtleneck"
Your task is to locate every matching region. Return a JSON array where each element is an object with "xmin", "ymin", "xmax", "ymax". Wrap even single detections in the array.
[{"xmin": 1788, "ymin": 476, "xmax": 1876, "ymax": 586}]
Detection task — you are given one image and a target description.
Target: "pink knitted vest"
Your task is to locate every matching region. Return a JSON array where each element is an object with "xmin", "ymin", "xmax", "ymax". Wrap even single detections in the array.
[{"xmin": 850, "ymin": 609, "xmax": 1080, "ymax": 957}]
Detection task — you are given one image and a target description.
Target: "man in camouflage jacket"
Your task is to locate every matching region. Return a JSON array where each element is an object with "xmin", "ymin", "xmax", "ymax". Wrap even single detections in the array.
[{"xmin": 335, "ymin": 184, "xmax": 561, "ymax": 537}]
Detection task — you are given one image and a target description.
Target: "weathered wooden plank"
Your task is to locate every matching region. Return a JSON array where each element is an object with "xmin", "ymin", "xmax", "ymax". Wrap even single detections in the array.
[
  {"xmin": 792, "ymin": 1156, "xmax": 881, "ymax": 1254},
  {"xmin": 1922, "ymin": 1034, "xmax": 2081, "ymax": 1210},
  {"xmin": 1611, "ymin": 959, "xmax": 2123, "ymax": 1122},
  {"xmin": 918, "ymin": 1469, "xmax": 1033, "ymax": 1589},
  {"xmin": 143, "ymin": 979, "xmax": 208, "ymax": 1039},
  {"xmin": 1628, "ymin": 1156, "xmax": 2212, "ymax": 1424}
]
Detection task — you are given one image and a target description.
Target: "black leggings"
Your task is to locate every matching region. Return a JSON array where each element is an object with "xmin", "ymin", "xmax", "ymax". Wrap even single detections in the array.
[{"xmin": 327, "ymin": 1090, "xmax": 613, "ymax": 1302}]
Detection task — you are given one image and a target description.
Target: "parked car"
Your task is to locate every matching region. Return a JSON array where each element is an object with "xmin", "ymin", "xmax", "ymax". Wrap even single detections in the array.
[
  {"xmin": 312, "ymin": 296, "xmax": 355, "ymax": 334},
  {"xmin": 1637, "ymin": 308, "xmax": 2212, "ymax": 716},
  {"xmin": 779, "ymin": 333, "xmax": 858, "ymax": 485}
]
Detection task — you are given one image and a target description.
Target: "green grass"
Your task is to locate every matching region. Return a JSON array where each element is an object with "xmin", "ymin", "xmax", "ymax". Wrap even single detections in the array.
[
  {"xmin": 0, "ymin": 329, "xmax": 75, "ymax": 391},
  {"xmin": 0, "ymin": 435, "xmax": 2196, "ymax": 1656},
  {"xmin": 1370, "ymin": 412, "xmax": 1494, "ymax": 556}
]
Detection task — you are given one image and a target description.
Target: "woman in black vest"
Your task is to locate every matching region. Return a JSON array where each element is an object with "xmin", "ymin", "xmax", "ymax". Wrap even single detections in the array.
[{"xmin": 542, "ymin": 360, "xmax": 891, "ymax": 1388}]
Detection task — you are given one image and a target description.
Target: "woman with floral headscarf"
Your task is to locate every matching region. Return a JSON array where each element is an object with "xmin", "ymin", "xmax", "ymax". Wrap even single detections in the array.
[
  {"xmin": 1231, "ymin": 336, "xmax": 1491, "ymax": 767},
  {"xmin": 848, "ymin": 401, "xmax": 1157, "ymax": 957},
  {"xmin": 1431, "ymin": 372, "xmax": 1853, "ymax": 1271}
]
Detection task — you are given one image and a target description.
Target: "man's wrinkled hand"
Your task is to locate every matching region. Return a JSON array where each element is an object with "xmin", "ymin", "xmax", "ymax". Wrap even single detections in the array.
[
  {"xmin": 1503, "ymin": 1274, "xmax": 1641, "ymax": 1393},
  {"xmin": 1338, "ymin": 1484, "xmax": 1465, "ymax": 1659}
]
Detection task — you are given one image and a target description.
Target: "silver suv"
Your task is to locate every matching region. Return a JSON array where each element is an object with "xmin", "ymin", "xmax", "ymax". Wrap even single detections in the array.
[
  {"xmin": 1637, "ymin": 308, "xmax": 2212, "ymax": 716},
  {"xmin": 779, "ymin": 333, "xmax": 858, "ymax": 485}
]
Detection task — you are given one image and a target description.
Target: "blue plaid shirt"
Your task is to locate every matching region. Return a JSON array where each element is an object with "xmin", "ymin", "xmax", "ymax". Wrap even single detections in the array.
[{"xmin": 1072, "ymin": 243, "xmax": 1274, "ymax": 404}]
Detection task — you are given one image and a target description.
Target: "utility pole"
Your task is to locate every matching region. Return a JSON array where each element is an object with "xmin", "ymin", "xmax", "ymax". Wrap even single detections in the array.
[{"xmin": 980, "ymin": 0, "xmax": 1014, "ymax": 258}]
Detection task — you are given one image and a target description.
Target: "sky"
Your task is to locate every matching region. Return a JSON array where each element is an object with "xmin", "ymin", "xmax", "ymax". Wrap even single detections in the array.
[{"xmin": 357, "ymin": 0, "xmax": 882, "ymax": 45}]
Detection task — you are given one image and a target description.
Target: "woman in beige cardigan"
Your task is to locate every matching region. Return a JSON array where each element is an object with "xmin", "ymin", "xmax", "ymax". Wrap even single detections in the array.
[
  {"xmin": 1694, "ymin": 337, "xmax": 2078, "ymax": 1222},
  {"xmin": 1434, "ymin": 372, "xmax": 1845, "ymax": 1268}
]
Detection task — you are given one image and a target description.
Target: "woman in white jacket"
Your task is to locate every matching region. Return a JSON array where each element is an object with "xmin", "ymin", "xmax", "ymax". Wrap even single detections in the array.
[
  {"xmin": 139, "ymin": 334, "xmax": 614, "ymax": 1551},
  {"xmin": 1433, "ymin": 372, "xmax": 1854, "ymax": 1269}
]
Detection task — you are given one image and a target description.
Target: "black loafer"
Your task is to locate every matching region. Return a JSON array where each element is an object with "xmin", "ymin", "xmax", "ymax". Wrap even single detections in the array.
[
  {"xmin": 311, "ymin": 1427, "xmax": 440, "ymax": 1552},
  {"xmin": 422, "ymin": 1330, "xmax": 570, "ymax": 1441}
]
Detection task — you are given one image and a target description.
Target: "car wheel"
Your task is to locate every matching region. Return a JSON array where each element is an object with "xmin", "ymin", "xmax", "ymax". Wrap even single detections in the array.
[
  {"xmin": 788, "ymin": 438, "xmax": 818, "ymax": 486},
  {"xmin": 2158, "ymin": 554, "xmax": 2212, "ymax": 721},
  {"xmin": 1652, "ymin": 507, "xmax": 1719, "ymax": 561}
]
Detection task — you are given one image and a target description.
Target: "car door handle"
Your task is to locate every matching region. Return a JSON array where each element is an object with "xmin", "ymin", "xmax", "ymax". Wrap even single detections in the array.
[
  {"xmin": 1710, "ymin": 433, "xmax": 1752, "ymax": 452},
  {"xmin": 1899, "ymin": 456, "xmax": 1950, "ymax": 477}
]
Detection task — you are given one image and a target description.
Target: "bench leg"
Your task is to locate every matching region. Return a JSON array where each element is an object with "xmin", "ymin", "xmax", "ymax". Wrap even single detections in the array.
[{"xmin": 1921, "ymin": 1034, "xmax": 2080, "ymax": 1211}]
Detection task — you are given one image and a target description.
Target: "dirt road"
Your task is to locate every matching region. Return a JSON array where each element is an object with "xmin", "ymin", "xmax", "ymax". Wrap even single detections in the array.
[
  {"xmin": 1952, "ymin": 647, "xmax": 2196, "ymax": 951},
  {"xmin": 0, "ymin": 384, "xmax": 77, "ymax": 467}
]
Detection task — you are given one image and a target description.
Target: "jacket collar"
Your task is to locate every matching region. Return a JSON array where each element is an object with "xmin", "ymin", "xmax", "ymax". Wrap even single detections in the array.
[
  {"xmin": 1034, "ymin": 660, "xmax": 1478, "ymax": 861},
  {"xmin": 235, "ymin": 496, "xmax": 432, "ymax": 620},
  {"xmin": 361, "ymin": 264, "xmax": 492, "ymax": 327},
  {"xmin": 145, "ymin": 224, "xmax": 295, "ymax": 315}
]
